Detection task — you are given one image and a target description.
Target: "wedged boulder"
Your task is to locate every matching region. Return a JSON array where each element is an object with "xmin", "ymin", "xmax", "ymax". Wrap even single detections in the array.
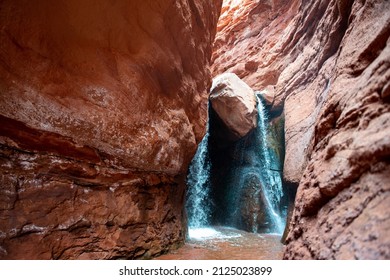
[{"xmin": 210, "ymin": 73, "xmax": 257, "ymax": 139}]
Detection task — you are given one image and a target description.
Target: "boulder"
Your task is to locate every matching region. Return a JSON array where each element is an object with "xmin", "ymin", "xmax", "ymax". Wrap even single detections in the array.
[{"xmin": 210, "ymin": 73, "xmax": 257, "ymax": 139}]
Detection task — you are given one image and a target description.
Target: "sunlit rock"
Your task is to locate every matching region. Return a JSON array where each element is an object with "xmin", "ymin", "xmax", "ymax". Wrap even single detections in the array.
[{"xmin": 210, "ymin": 73, "xmax": 257, "ymax": 139}]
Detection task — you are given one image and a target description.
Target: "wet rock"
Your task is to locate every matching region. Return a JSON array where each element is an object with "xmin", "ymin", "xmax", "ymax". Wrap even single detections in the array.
[
  {"xmin": 210, "ymin": 73, "xmax": 257, "ymax": 139},
  {"xmin": 267, "ymin": 114, "xmax": 285, "ymax": 172},
  {"xmin": 239, "ymin": 174, "xmax": 267, "ymax": 232},
  {"xmin": 0, "ymin": 0, "xmax": 222, "ymax": 259}
]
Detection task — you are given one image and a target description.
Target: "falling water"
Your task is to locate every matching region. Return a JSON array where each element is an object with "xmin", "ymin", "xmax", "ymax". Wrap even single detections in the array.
[
  {"xmin": 255, "ymin": 94, "xmax": 284, "ymax": 234},
  {"xmin": 186, "ymin": 96, "xmax": 285, "ymax": 237},
  {"xmin": 186, "ymin": 123, "xmax": 212, "ymax": 229}
]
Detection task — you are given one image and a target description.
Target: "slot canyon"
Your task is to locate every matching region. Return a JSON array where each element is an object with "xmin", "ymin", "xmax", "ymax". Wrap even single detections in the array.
[{"xmin": 0, "ymin": 0, "xmax": 389, "ymax": 260}]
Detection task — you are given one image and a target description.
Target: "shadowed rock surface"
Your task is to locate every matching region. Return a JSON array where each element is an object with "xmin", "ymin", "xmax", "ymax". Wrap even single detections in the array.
[{"xmin": 0, "ymin": 0, "xmax": 222, "ymax": 259}]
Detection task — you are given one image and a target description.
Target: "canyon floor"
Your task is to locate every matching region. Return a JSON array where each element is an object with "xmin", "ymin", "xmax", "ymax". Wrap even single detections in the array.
[{"xmin": 155, "ymin": 227, "xmax": 283, "ymax": 260}]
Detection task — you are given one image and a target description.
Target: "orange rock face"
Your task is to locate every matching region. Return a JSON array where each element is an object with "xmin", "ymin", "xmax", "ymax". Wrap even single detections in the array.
[
  {"xmin": 212, "ymin": 0, "xmax": 390, "ymax": 259},
  {"xmin": 0, "ymin": 0, "xmax": 222, "ymax": 259}
]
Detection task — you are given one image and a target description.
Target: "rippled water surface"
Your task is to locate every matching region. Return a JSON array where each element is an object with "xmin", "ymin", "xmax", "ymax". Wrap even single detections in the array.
[{"xmin": 156, "ymin": 227, "xmax": 284, "ymax": 260}]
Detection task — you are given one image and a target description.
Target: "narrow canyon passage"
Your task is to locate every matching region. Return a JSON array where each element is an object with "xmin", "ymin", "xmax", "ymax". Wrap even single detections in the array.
[{"xmin": 0, "ymin": 0, "xmax": 389, "ymax": 260}]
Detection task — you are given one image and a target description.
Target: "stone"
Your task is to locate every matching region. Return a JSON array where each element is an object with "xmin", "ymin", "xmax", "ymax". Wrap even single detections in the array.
[
  {"xmin": 210, "ymin": 73, "xmax": 257, "ymax": 139},
  {"xmin": 0, "ymin": 0, "xmax": 222, "ymax": 259},
  {"xmin": 239, "ymin": 174, "xmax": 268, "ymax": 233},
  {"xmin": 211, "ymin": 0, "xmax": 300, "ymax": 90},
  {"xmin": 282, "ymin": 0, "xmax": 390, "ymax": 259}
]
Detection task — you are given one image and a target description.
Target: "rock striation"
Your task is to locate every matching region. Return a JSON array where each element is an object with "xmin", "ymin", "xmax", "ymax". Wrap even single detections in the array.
[
  {"xmin": 210, "ymin": 73, "xmax": 257, "ymax": 139},
  {"xmin": 212, "ymin": 0, "xmax": 390, "ymax": 259},
  {"xmin": 0, "ymin": 0, "xmax": 222, "ymax": 259}
]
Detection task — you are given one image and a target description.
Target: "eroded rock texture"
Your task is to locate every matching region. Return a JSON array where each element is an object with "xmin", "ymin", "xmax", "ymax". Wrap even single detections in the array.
[
  {"xmin": 212, "ymin": 0, "xmax": 390, "ymax": 259},
  {"xmin": 0, "ymin": 0, "xmax": 222, "ymax": 259}
]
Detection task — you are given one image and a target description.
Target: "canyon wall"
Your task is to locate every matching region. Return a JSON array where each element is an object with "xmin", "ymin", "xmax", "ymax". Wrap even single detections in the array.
[
  {"xmin": 212, "ymin": 0, "xmax": 390, "ymax": 259},
  {"xmin": 0, "ymin": 0, "xmax": 222, "ymax": 259}
]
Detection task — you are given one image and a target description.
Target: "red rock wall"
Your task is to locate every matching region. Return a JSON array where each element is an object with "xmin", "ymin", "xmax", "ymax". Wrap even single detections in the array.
[
  {"xmin": 0, "ymin": 0, "xmax": 222, "ymax": 259},
  {"xmin": 212, "ymin": 0, "xmax": 390, "ymax": 259}
]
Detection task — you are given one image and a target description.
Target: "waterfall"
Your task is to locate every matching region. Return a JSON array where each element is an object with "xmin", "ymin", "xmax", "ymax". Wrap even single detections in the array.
[
  {"xmin": 186, "ymin": 123, "xmax": 211, "ymax": 229},
  {"xmin": 213, "ymin": 94, "xmax": 285, "ymax": 234},
  {"xmin": 185, "ymin": 96, "xmax": 285, "ymax": 237},
  {"xmin": 255, "ymin": 94, "xmax": 284, "ymax": 234}
]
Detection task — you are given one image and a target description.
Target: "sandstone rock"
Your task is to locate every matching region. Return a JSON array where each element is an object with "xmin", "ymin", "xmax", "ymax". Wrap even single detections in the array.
[
  {"xmin": 283, "ymin": 0, "xmax": 390, "ymax": 259},
  {"xmin": 210, "ymin": 73, "xmax": 257, "ymax": 138},
  {"xmin": 212, "ymin": 0, "xmax": 299, "ymax": 89},
  {"xmin": 0, "ymin": 0, "xmax": 222, "ymax": 259},
  {"xmin": 212, "ymin": 0, "xmax": 390, "ymax": 259}
]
